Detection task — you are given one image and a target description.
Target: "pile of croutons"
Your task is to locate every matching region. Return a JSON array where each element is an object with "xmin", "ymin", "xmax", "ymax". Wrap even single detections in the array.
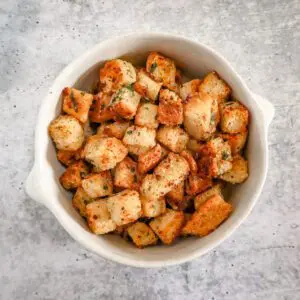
[{"xmin": 49, "ymin": 52, "xmax": 249, "ymax": 248}]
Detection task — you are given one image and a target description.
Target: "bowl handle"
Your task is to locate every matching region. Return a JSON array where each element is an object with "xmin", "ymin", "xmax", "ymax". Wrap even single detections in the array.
[{"xmin": 252, "ymin": 92, "xmax": 275, "ymax": 127}]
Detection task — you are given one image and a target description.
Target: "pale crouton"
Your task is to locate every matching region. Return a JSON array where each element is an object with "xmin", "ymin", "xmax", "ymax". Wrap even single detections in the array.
[
  {"xmin": 110, "ymin": 86, "xmax": 141, "ymax": 119},
  {"xmin": 57, "ymin": 148, "xmax": 83, "ymax": 166},
  {"xmin": 59, "ymin": 160, "xmax": 89, "ymax": 191},
  {"xmin": 156, "ymin": 126, "xmax": 189, "ymax": 153},
  {"xmin": 123, "ymin": 125, "xmax": 156, "ymax": 155},
  {"xmin": 219, "ymin": 154, "xmax": 248, "ymax": 183},
  {"xmin": 100, "ymin": 59, "xmax": 136, "ymax": 93},
  {"xmin": 86, "ymin": 200, "xmax": 117, "ymax": 234},
  {"xmin": 180, "ymin": 79, "xmax": 201, "ymax": 100},
  {"xmin": 185, "ymin": 175, "xmax": 212, "ymax": 196},
  {"xmin": 134, "ymin": 103, "xmax": 159, "ymax": 129},
  {"xmin": 218, "ymin": 131, "xmax": 248, "ymax": 154},
  {"xmin": 194, "ymin": 184, "xmax": 222, "ymax": 210},
  {"xmin": 62, "ymin": 88, "xmax": 94, "ymax": 123},
  {"xmin": 134, "ymin": 69, "xmax": 163, "ymax": 101},
  {"xmin": 183, "ymin": 92, "xmax": 216, "ymax": 141},
  {"xmin": 49, "ymin": 115, "xmax": 84, "ymax": 151},
  {"xmin": 149, "ymin": 209, "xmax": 185, "ymax": 244},
  {"xmin": 97, "ymin": 121, "xmax": 130, "ymax": 139},
  {"xmin": 182, "ymin": 194, "xmax": 232, "ymax": 236},
  {"xmin": 180, "ymin": 150, "xmax": 198, "ymax": 174},
  {"xmin": 127, "ymin": 222, "xmax": 158, "ymax": 248},
  {"xmin": 72, "ymin": 187, "xmax": 94, "ymax": 217},
  {"xmin": 187, "ymin": 139, "xmax": 206, "ymax": 153},
  {"xmin": 141, "ymin": 195, "xmax": 166, "ymax": 218},
  {"xmin": 220, "ymin": 102, "xmax": 249, "ymax": 134},
  {"xmin": 84, "ymin": 136, "xmax": 128, "ymax": 171},
  {"xmin": 114, "ymin": 157, "xmax": 139, "ymax": 189},
  {"xmin": 138, "ymin": 144, "xmax": 162, "ymax": 174},
  {"xmin": 166, "ymin": 181, "xmax": 188, "ymax": 210},
  {"xmin": 81, "ymin": 171, "xmax": 113, "ymax": 198},
  {"xmin": 107, "ymin": 190, "xmax": 142, "ymax": 226}
]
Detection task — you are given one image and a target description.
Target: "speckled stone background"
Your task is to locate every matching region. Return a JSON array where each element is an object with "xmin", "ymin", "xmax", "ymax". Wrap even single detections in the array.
[{"xmin": 1, "ymin": 0, "xmax": 299, "ymax": 299}]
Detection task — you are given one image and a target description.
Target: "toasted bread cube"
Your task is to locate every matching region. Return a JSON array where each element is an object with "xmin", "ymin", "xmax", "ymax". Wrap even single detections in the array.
[
  {"xmin": 123, "ymin": 125, "xmax": 156, "ymax": 155},
  {"xmin": 82, "ymin": 172, "xmax": 113, "ymax": 198},
  {"xmin": 218, "ymin": 131, "xmax": 248, "ymax": 154},
  {"xmin": 49, "ymin": 115, "xmax": 84, "ymax": 151},
  {"xmin": 180, "ymin": 150, "xmax": 198, "ymax": 174},
  {"xmin": 110, "ymin": 86, "xmax": 141, "ymax": 119},
  {"xmin": 140, "ymin": 174, "xmax": 170, "ymax": 201},
  {"xmin": 62, "ymin": 88, "xmax": 94, "ymax": 123},
  {"xmin": 182, "ymin": 194, "xmax": 232, "ymax": 236},
  {"xmin": 84, "ymin": 136, "xmax": 128, "ymax": 171},
  {"xmin": 146, "ymin": 52, "xmax": 176, "ymax": 90},
  {"xmin": 194, "ymin": 184, "xmax": 222, "ymax": 210},
  {"xmin": 127, "ymin": 222, "xmax": 158, "ymax": 248},
  {"xmin": 134, "ymin": 69, "xmax": 163, "ymax": 101},
  {"xmin": 100, "ymin": 59, "xmax": 136, "ymax": 93},
  {"xmin": 97, "ymin": 121, "xmax": 130, "ymax": 139},
  {"xmin": 183, "ymin": 92, "xmax": 216, "ymax": 141},
  {"xmin": 187, "ymin": 139, "xmax": 206, "ymax": 153},
  {"xmin": 138, "ymin": 144, "xmax": 162, "ymax": 174},
  {"xmin": 149, "ymin": 209, "xmax": 185, "ymax": 244},
  {"xmin": 57, "ymin": 148, "xmax": 83, "ymax": 166},
  {"xmin": 86, "ymin": 200, "xmax": 116, "ymax": 234},
  {"xmin": 219, "ymin": 154, "xmax": 248, "ymax": 184},
  {"xmin": 185, "ymin": 175, "xmax": 212, "ymax": 196},
  {"xmin": 134, "ymin": 103, "xmax": 159, "ymax": 129},
  {"xmin": 107, "ymin": 190, "xmax": 142, "ymax": 226},
  {"xmin": 114, "ymin": 157, "xmax": 139, "ymax": 189},
  {"xmin": 180, "ymin": 79, "xmax": 202, "ymax": 100},
  {"xmin": 199, "ymin": 71, "xmax": 231, "ymax": 105},
  {"xmin": 72, "ymin": 187, "xmax": 94, "ymax": 217},
  {"xmin": 156, "ymin": 126, "xmax": 189, "ymax": 153},
  {"xmin": 141, "ymin": 195, "xmax": 166, "ymax": 218},
  {"xmin": 166, "ymin": 181, "xmax": 188, "ymax": 210},
  {"xmin": 59, "ymin": 160, "xmax": 89, "ymax": 190}
]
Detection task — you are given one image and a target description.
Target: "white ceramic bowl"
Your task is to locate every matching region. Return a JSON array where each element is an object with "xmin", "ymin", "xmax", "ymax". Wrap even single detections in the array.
[{"xmin": 26, "ymin": 33, "xmax": 274, "ymax": 268}]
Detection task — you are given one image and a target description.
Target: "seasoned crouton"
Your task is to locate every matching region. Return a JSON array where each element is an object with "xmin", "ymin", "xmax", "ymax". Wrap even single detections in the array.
[
  {"xmin": 49, "ymin": 115, "xmax": 84, "ymax": 151},
  {"xmin": 194, "ymin": 184, "xmax": 222, "ymax": 210},
  {"xmin": 182, "ymin": 194, "xmax": 232, "ymax": 236},
  {"xmin": 135, "ymin": 103, "xmax": 159, "ymax": 129},
  {"xmin": 199, "ymin": 71, "xmax": 231, "ymax": 105},
  {"xmin": 185, "ymin": 175, "xmax": 212, "ymax": 196},
  {"xmin": 134, "ymin": 69, "xmax": 163, "ymax": 101},
  {"xmin": 157, "ymin": 89, "xmax": 183, "ymax": 125},
  {"xmin": 107, "ymin": 190, "xmax": 142, "ymax": 226},
  {"xmin": 218, "ymin": 131, "xmax": 248, "ymax": 154},
  {"xmin": 72, "ymin": 187, "xmax": 94, "ymax": 217},
  {"xmin": 219, "ymin": 154, "xmax": 248, "ymax": 183},
  {"xmin": 183, "ymin": 92, "xmax": 216, "ymax": 141},
  {"xmin": 141, "ymin": 195, "xmax": 166, "ymax": 217},
  {"xmin": 180, "ymin": 150, "xmax": 198, "ymax": 174},
  {"xmin": 127, "ymin": 222, "xmax": 158, "ymax": 248},
  {"xmin": 62, "ymin": 88, "xmax": 94, "ymax": 123},
  {"xmin": 57, "ymin": 148, "xmax": 83, "ymax": 166},
  {"xmin": 138, "ymin": 144, "xmax": 162, "ymax": 174},
  {"xmin": 180, "ymin": 79, "xmax": 201, "ymax": 100},
  {"xmin": 166, "ymin": 181, "xmax": 189, "ymax": 210},
  {"xmin": 187, "ymin": 139, "xmax": 206, "ymax": 153},
  {"xmin": 97, "ymin": 121, "xmax": 130, "ymax": 139},
  {"xmin": 156, "ymin": 126, "xmax": 189, "ymax": 153},
  {"xmin": 149, "ymin": 209, "xmax": 185, "ymax": 244},
  {"xmin": 123, "ymin": 125, "xmax": 156, "ymax": 155},
  {"xmin": 114, "ymin": 157, "xmax": 139, "ymax": 189},
  {"xmin": 100, "ymin": 59, "xmax": 136, "ymax": 93},
  {"xmin": 82, "ymin": 171, "xmax": 113, "ymax": 198},
  {"xmin": 84, "ymin": 136, "xmax": 128, "ymax": 171},
  {"xmin": 146, "ymin": 52, "xmax": 177, "ymax": 91},
  {"xmin": 86, "ymin": 200, "xmax": 116, "ymax": 234},
  {"xmin": 59, "ymin": 160, "xmax": 89, "ymax": 190}
]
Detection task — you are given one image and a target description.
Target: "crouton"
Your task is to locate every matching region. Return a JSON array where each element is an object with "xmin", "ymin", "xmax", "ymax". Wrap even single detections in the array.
[
  {"xmin": 182, "ymin": 194, "xmax": 232, "ymax": 236},
  {"xmin": 194, "ymin": 184, "xmax": 222, "ymax": 210},
  {"xmin": 134, "ymin": 69, "xmax": 163, "ymax": 101},
  {"xmin": 49, "ymin": 115, "xmax": 84, "ymax": 151},
  {"xmin": 127, "ymin": 222, "xmax": 158, "ymax": 248},
  {"xmin": 183, "ymin": 92, "xmax": 216, "ymax": 141},
  {"xmin": 180, "ymin": 79, "xmax": 201, "ymax": 100},
  {"xmin": 62, "ymin": 87, "xmax": 94, "ymax": 123},
  {"xmin": 220, "ymin": 101, "xmax": 249, "ymax": 134},
  {"xmin": 146, "ymin": 52, "xmax": 177, "ymax": 91},
  {"xmin": 180, "ymin": 150, "xmax": 198, "ymax": 174},
  {"xmin": 86, "ymin": 200, "xmax": 117, "ymax": 234},
  {"xmin": 185, "ymin": 175, "xmax": 212, "ymax": 196},
  {"xmin": 218, "ymin": 131, "xmax": 248, "ymax": 154},
  {"xmin": 81, "ymin": 171, "xmax": 113, "ymax": 198},
  {"xmin": 166, "ymin": 181, "xmax": 188, "ymax": 210},
  {"xmin": 141, "ymin": 195, "xmax": 166, "ymax": 218},
  {"xmin": 57, "ymin": 148, "xmax": 83, "ymax": 166},
  {"xmin": 187, "ymin": 139, "xmax": 206, "ymax": 153},
  {"xmin": 100, "ymin": 59, "xmax": 136, "ymax": 93},
  {"xmin": 109, "ymin": 86, "xmax": 141, "ymax": 119},
  {"xmin": 114, "ymin": 157, "xmax": 139, "ymax": 189},
  {"xmin": 138, "ymin": 144, "xmax": 162, "ymax": 174},
  {"xmin": 219, "ymin": 154, "xmax": 248, "ymax": 183},
  {"xmin": 123, "ymin": 125, "xmax": 156, "ymax": 155},
  {"xmin": 84, "ymin": 136, "xmax": 128, "ymax": 171},
  {"xmin": 107, "ymin": 190, "xmax": 142, "ymax": 226},
  {"xmin": 156, "ymin": 126, "xmax": 189, "ymax": 153},
  {"xmin": 97, "ymin": 121, "xmax": 130, "ymax": 139},
  {"xmin": 72, "ymin": 187, "xmax": 94, "ymax": 217},
  {"xmin": 149, "ymin": 209, "xmax": 185, "ymax": 244},
  {"xmin": 134, "ymin": 103, "xmax": 159, "ymax": 129}
]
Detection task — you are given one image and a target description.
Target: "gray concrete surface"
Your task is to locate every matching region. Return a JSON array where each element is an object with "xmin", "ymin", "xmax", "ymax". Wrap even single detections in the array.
[{"xmin": 0, "ymin": 0, "xmax": 299, "ymax": 299}]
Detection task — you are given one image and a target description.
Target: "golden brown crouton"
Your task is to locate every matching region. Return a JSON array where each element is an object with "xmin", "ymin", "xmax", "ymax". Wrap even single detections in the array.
[
  {"xmin": 180, "ymin": 150, "xmax": 198, "ymax": 174},
  {"xmin": 81, "ymin": 171, "xmax": 113, "ymax": 198},
  {"xmin": 182, "ymin": 194, "xmax": 232, "ymax": 236},
  {"xmin": 166, "ymin": 181, "xmax": 189, "ymax": 211},
  {"xmin": 114, "ymin": 157, "xmax": 139, "ymax": 190},
  {"xmin": 62, "ymin": 88, "xmax": 94, "ymax": 123},
  {"xmin": 141, "ymin": 195, "xmax": 166, "ymax": 218},
  {"xmin": 72, "ymin": 187, "xmax": 94, "ymax": 217},
  {"xmin": 57, "ymin": 148, "xmax": 83, "ymax": 166},
  {"xmin": 156, "ymin": 126, "xmax": 189, "ymax": 153},
  {"xmin": 217, "ymin": 131, "xmax": 248, "ymax": 154},
  {"xmin": 187, "ymin": 139, "xmax": 206, "ymax": 153},
  {"xmin": 179, "ymin": 79, "xmax": 202, "ymax": 100},
  {"xmin": 86, "ymin": 200, "xmax": 117, "ymax": 234},
  {"xmin": 134, "ymin": 103, "xmax": 159, "ymax": 129},
  {"xmin": 219, "ymin": 154, "xmax": 248, "ymax": 184},
  {"xmin": 97, "ymin": 121, "xmax": 130, "ymax": 139},
  {"xmin": 185, "ymin": 175, "xmax": 212, "ymax": 196},
  {"xmin": 149, "ymin": 209, "xmax": 185, "ymax": 244},
  {"xmin": 220, "ymin": 101, "xmax": 249, "ymax": 134},
  {"xmin": 138, "ymin": 144, "xmax": 162, "ymax": 174},
  {"xmin": 194, "ymin": 184, "xmax": 222, "ymax": 210},
  {"xmin": 59, "ymin": 160, "xmax": 89, "ymax": 190},
  {"xmin": 49, "ymin": 115, "xmax": 84, "ymax": 151},
  {"xmin": 127, "ymin": 222, "xmax": 158, "ymax": 248}
]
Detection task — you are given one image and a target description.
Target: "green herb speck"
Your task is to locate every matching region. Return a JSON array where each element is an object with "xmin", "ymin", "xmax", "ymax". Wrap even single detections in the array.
[
  {"xmin": 222, "ymin": 151, "xmax": 229, "ymax": 160},
  {"xmin": 150, "ymin": 62, "xmax": 157, "ymax": 73}
]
